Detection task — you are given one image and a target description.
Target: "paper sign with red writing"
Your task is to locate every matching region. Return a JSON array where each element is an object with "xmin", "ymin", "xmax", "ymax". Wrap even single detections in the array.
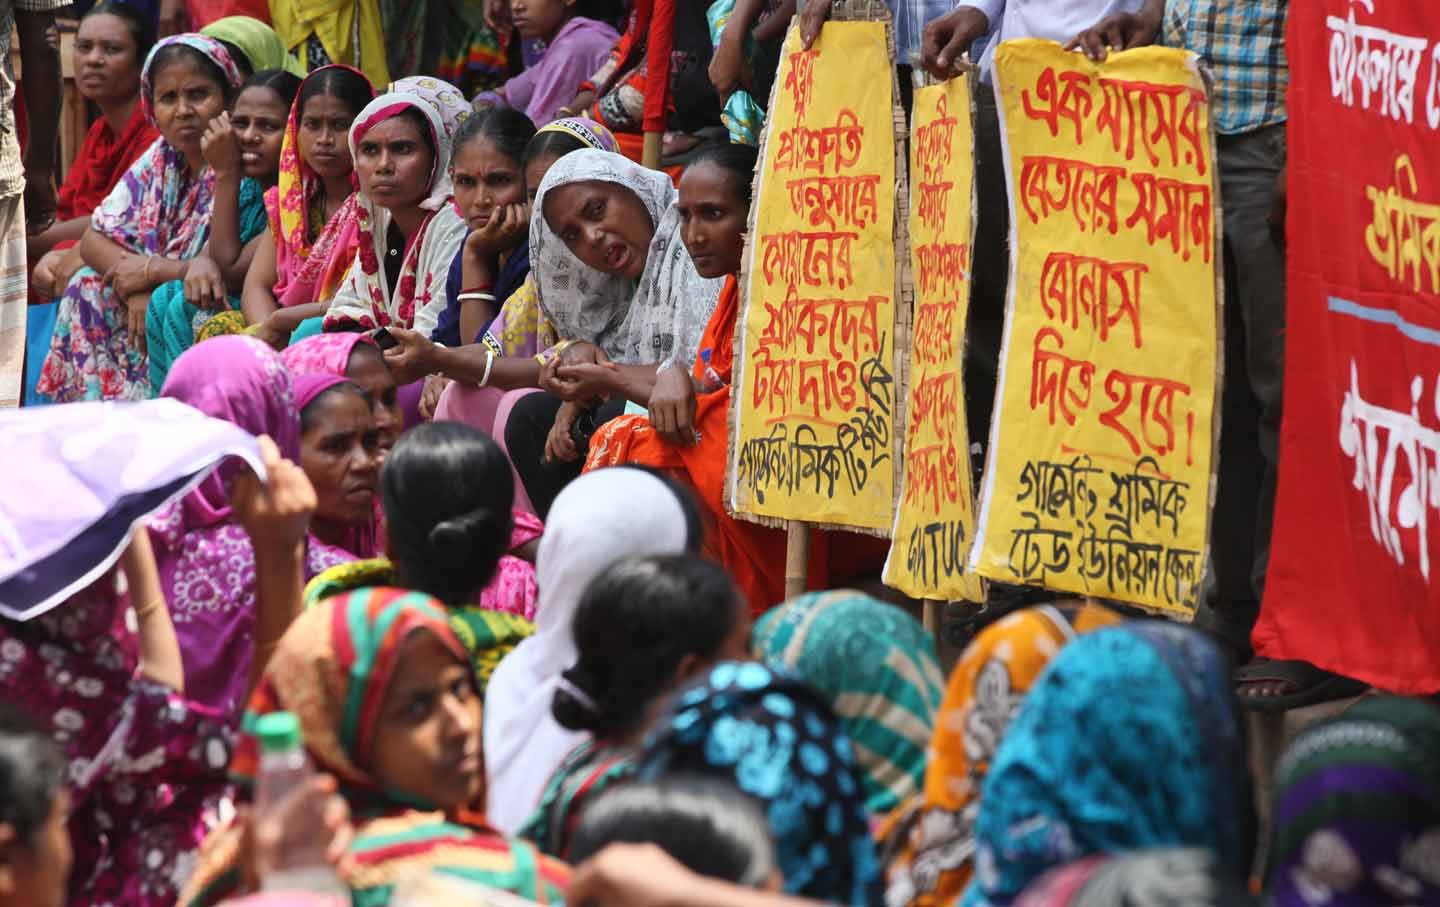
[
  {"xmin": 727, "ymin": 22, "xmax": 899, "ymax": 531},
  {"xmin": 969, "ymin": 40, "xmax": 1220, "ymax": 616},
  {"xmin": 883, "ymin": 76, "xmax": 984, "ymax": 601}
]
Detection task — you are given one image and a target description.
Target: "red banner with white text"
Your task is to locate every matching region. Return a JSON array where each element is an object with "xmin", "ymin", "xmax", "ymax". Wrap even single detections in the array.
[{"xmin": 1257, "ymin": 2, "xmax": 1440, "ymax": 692}]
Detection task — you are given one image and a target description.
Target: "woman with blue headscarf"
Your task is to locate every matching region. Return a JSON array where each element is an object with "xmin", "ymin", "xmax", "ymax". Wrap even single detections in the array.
[
  {"xmin": 961, "ymin": 622, "xmax": 1252, "ymax": 907},
  {"xmin": 637, "ymin": 661, "xmax": 882, "ymax": 906}
]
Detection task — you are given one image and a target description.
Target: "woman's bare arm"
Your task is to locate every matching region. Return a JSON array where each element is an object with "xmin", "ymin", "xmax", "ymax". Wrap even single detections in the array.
[
  {"xmin": 220, "ymin": 234, "xmax": 263, "ymax": 291},
  {"xmin": 29, "ymin": 215, "xmax": 91, "ymax": 258},
  {"xmin": 202, "ymin": 113, "xmax": 247, "ymax": 271},
  {"xmin": 230, "ymin": 436, "xmax": 316, "ymax": 697},
  {"xmin": 124, "ymin": 527, "xmax": 186, "ymax": 691},
  {"xmin": 240, "ymin": 230, "xmax": 280, "ymax": 325},
  {"xmin": 382, "ymin": 327, "xmax": 543, "ymax": 389}
]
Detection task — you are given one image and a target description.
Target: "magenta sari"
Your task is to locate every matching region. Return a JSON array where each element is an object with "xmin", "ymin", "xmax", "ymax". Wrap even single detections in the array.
[
  {"xmin": 0, "ymin": 578, "xmax": 235, "ymax": 907},
  {"xmin": 0, "ymin": 398, "xmax": 268, "ymax": 907},
  {"xmin": 152, "ymin": 336, "xmax": 353, "ymax": 715}
]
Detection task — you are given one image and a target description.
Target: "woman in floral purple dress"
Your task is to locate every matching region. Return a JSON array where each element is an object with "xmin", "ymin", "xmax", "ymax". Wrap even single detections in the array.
[
  {"xmin": 0, "ymin": 399, "xmax": 276, "ymax": 907},
  {"xmin": 0, "ymin": 548, "xmax": 234, "ymax": 907},
  {"xmin": 150, "ymin": 335, "xmax": 354, "ymax": 716}
]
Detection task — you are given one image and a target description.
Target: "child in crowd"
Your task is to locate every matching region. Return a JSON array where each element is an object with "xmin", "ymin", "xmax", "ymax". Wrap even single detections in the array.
[
  {"xmin": 472, "ymin": 0, "xmax": 618, "ymax": 127},
  {"xmin": 0, "ymin": 705, "xmax": 70, "ymax": 907}
]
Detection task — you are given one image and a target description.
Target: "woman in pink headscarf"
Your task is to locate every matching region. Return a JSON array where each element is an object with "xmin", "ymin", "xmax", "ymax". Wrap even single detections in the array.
[
  {"xmin": 282, "ymin": 332, "xmax": 402, "ymax": 453},
  {"xmin": 282, "ymin": 332, "xmax": 544, "ymax": 619},
  {"xmin": 150, "ymin": 335, "xmax": 355, "ymax": 715},
  {"xmin": 283, "ymin": 332, "xmax": 543, "ymax": 618},
  {"xmin": 291, "ymin": 372, "xmax": 383, "ymax": 560}
]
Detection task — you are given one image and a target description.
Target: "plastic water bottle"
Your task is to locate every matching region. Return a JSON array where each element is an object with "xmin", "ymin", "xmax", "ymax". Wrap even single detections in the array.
[
  {"xmin": 696, "ymin": 348, "xmax": 727, "ymax": 393},
  {"xmin": 253, "ymin": 712, "xmax": 350, "ymax": 899}
]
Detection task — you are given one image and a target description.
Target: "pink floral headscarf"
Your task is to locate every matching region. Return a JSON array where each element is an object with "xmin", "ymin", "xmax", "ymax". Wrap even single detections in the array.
[
  {"xmin": 140, "ymin": 34, "xmax": 244, "ymax": 127},
  {"xmin": 281, "ymin": 332, "xmax": 378, "ymax": 379},
  {"xmin": 321, "ymin": 86, "xmax": 470, "ymax": 334},
  {"xmin": 284, "ymin": 334, "xmax": 386, "ymax": 562}
]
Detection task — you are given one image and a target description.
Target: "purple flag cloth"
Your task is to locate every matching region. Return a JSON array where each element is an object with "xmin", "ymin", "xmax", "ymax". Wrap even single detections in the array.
[{"xmin": 0, "ymin": 398, "xmax": 264, "ymax": 620}]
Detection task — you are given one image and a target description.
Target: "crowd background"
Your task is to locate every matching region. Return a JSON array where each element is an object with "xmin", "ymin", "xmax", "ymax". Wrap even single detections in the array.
[{"xmin": 2, "ymin": 0, "xmax": 1436, "ymax": 906}]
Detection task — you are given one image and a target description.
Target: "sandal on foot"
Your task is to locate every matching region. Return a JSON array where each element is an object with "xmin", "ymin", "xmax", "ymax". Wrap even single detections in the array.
[{"xmin": 1235, "ymin": 657, "xmax": 1367, "ymax": 713}]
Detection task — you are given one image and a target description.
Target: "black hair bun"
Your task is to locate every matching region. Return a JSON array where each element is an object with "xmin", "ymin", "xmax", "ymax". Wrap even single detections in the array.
[
  {"xmin": 552, "ymin": 663, "xmax": 610, "ymax": 733},
  {"xmin": 425, "ymin": 506, "xmax": 509, "ymax": 560}
]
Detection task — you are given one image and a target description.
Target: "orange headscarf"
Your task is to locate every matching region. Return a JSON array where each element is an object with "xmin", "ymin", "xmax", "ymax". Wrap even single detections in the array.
[
  {"xmin": 879, "ymin": 602, "xmax": 1121, "ymax": 907},
  {"xmin": 267, "ymin": 65, "xmax": 374, "ymax": 307}
]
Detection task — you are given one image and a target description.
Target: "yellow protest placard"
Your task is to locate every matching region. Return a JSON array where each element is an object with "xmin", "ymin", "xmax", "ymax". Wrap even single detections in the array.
[
  {"xmin": 883, "ymin": 76, "xmax": 985, "ymax": 601},
  {"xmin": 969, "ymin": 40, "xmax": 1220, "ymax": 616},
  {"xmin": 726, "ymin": 21, "xmax": 899, "ymax": 532}
]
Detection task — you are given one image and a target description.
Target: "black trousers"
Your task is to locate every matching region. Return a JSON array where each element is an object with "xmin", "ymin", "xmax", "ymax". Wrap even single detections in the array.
[
  {"xmin": 1195, "ymin": 124, "xmax": 1289, "ymax": 654},
  {"xmin": 965, "ymin": 86, "xmax": 1009, "ymax": 453},
  {"xmin": 505, "ymin": 392, "xmax": 627, "ymax": 520}
]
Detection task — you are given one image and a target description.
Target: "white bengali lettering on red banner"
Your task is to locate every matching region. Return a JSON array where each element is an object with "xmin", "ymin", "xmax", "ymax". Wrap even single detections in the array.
[{"xmin": 1339, "ymin": 356, "xmax": 1440, "ymax": 583}]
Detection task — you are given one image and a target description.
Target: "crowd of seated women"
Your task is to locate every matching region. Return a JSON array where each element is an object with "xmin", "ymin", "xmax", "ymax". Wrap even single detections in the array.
[
  {"xmin": 5, "ymin": 387, "xmax": 1437, "ymax": 906},
  {"xmin": 3, "ymin": 6, "xmax": 1437, "ymax": 907},
  {"xmin": 16, "ymin": 4, "xmax": 875, "ymax": 605}
]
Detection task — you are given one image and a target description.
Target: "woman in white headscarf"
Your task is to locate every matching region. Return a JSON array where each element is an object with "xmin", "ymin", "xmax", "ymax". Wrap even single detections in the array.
[
  {"xmin": 322, "ymin": 77, "xmax": 471, "ymax": 335},
  {"xmin": 504, "ymin": 150, "xmax": 726, "ymax": 517},
  {"xmin": 482, "ymin": 465, "xmax": 702, "ymax": 834}
]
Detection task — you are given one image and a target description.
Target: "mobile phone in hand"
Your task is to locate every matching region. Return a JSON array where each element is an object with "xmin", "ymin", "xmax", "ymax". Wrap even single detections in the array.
[{"xmin": 372, "ymin": 327, "xmax": 399, "ymax": 351}]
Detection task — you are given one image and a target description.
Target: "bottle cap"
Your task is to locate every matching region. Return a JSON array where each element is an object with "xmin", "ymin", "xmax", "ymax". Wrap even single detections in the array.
[
  {"xmin": 700, "ymin": 348, "xmax": 713, "ymax": 364},
  {"xmin": 254, "ymin": 711, "xmax": 303, "ymax": 754}
]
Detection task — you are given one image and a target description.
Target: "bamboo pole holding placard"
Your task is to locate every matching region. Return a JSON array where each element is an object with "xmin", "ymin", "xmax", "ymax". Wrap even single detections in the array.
[
  {"xmin": 923, "ymin": 599, "xmax": 941, "ymax": 635},
  {"xmin": 642, "ymin": 132, "xmax": 663, "ymax": 170},
  {"xmin": 785, "ymin": 522, "xmax": 810, "ymax": 599},
  {"xmin": 640, "ymin": 0, "xmax": 674, "ymax": 170}
]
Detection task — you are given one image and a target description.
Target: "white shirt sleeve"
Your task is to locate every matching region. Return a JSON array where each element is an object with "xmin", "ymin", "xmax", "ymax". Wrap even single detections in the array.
[{"xmin": 410, "ymin": 210, "xmax": 469, "ymax": 339}]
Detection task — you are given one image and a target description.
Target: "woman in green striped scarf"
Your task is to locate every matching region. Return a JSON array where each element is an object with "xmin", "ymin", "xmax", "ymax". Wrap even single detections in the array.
[
  {"xmin": 179, "ymin": 587, "xmax": 569, "ymax": 906},
  {"xmin": 1267, "ymin": 695, "xmax": 1440, "ymax": 906},
  {"xmin": 752, "ymin": 590, "xmax": 946, "ymax": 817}
]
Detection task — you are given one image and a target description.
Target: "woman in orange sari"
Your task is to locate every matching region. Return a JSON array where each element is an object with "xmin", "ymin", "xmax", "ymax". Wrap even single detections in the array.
[{"xmin": 578, "ymin": 144, "xmax": 786, "ymax": 611}]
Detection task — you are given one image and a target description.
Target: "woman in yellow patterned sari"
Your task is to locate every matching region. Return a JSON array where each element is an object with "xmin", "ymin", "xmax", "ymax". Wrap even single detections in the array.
[{"xmin": 879, "ymin": 602, "xmax": 1122, "ymax": 907}]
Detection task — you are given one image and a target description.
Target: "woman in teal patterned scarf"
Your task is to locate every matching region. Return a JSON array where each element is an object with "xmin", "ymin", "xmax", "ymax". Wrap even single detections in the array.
[
  {"xmin": 962, "ymin": 621, "xmax": 1251, "ymax": 907},
  {"xmin": 637, "ymin": 661, "xmax": 883, "ymax": 906},
  {"xmin": 753, "ymin": 590, "xmax": 945, "ymax": 816}
]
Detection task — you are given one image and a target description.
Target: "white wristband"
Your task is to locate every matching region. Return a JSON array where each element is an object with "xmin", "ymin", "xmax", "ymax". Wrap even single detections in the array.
[{"xmin": 479, "ymin": 348, "xmax": 496, "ymax": 388}]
